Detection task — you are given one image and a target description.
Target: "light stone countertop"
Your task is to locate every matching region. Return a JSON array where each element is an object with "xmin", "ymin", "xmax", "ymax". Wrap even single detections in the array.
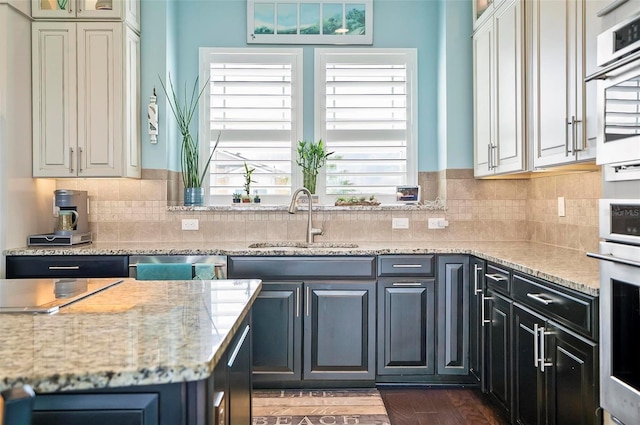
[
  {"xmin": 5, "ymin": 241, "xmax": 600, "ymax": 296},
  {"xmin": 0, "ymin": 278, "xmax": 261, "ymax": 393}
]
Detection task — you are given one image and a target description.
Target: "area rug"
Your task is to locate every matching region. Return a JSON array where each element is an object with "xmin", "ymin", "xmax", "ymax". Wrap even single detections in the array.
[{"xmin": 252, "ymin": 388, "xmax": 391, "ymax": 425}]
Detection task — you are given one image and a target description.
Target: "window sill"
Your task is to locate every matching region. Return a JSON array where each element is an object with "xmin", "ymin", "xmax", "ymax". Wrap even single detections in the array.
[{"xmin": 167, "ymin": 202, "xmax": 446, "ymax": 212}]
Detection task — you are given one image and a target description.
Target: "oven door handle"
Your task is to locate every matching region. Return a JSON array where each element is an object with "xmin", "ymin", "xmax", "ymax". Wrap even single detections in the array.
[{"xmin": 587, "ymin": 252, "xmax": 640, "ymax": 268}]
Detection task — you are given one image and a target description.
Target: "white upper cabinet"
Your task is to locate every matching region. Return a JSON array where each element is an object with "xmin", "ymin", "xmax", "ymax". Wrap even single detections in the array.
[
  {"xmin": 473, "ymin": 0, "xmax": 526, "ymax": 177},
  {"xmin": 32, "ymin": 21, "xmax": 140, "ymax": 178},
  {"xmin": 32, "ymin": 0, "xmax": 139, "ymax": 31},
  {"xmin": 529, "ymin": 0, "xmax": 597, "ymax": 168}
]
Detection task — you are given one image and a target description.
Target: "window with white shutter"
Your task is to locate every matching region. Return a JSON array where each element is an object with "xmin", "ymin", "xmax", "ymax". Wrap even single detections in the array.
[
  {"xmin": 315, "ymin": 48, "xmax": 418, "ymax": 204},
  {"xmin": 199, "ymin": 48, "xmax": 303, "ymax": 204}
]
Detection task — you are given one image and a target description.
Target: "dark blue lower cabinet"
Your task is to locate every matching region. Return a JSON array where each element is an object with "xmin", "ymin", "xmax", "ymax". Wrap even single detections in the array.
[
  {"xmin": 32, "ymin": 386, "xmax": 175, "ymax": 425},
  {"xmin": 303, "ymin": 282, "xmax": 376, "ymax": 382},
  {"xmin": 251, "ymin": 282, "xmax": 302, "ymax": 384},
  {"xmin": 376, "ymin": 278, "xmax": 436, "ymax": 377},
  {"xmin": 251, "ymin": 280, "xmax": 376, "ymax": 387},
  {"xmin": 485, "ymin": 289, "xmax": 513, "ymax": 418},
  {"xmin": 436, "ymin": 255, "xmax": 470, "ymax": 376}
]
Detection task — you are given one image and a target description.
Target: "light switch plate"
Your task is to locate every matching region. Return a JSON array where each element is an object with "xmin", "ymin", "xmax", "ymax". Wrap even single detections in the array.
[
  {"xmin": 392, "ymin": 218, "xmax": 409, "ymax": 229},
  {"xmin": 182, "ymin": 219, "xmax": 199, "ymax": 231}
]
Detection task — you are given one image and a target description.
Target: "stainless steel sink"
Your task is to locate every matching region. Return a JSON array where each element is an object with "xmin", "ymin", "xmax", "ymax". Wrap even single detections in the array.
[{"xmin": 248, "ymin": 242, "xmax": 358, "ymax": 249}]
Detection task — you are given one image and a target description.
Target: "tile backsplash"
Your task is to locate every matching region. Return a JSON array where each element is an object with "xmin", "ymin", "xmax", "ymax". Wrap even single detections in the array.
[{"xmin": 55, "ymin": 168, "xmax": 601, "ymax": 252}]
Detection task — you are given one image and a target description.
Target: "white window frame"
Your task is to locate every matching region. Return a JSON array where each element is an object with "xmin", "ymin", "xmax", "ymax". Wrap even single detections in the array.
[
  {"xmin": 314, "ymin": 48, "xmax": 418, "ymax": 205},
  {"xmin": 199, "ymin": 47, "xmax": 304, "ymax": 205}
]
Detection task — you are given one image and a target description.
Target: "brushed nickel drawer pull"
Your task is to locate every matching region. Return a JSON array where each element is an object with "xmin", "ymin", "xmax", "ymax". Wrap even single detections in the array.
[
  {"xmin": 392, "ymin": 264, "xmax": 422, "ymax": 268},
  {"xmin": 392, "ymin": 282, "xmax": 422, "ymax": 286},
  {"xmin": 481, "ymin": 295, "xmax": 493, "ymax": 326},
  {"xmin": 474, "ymin": 264, "xmax": 483, "ymax": 294},
  {"xmin": 486, "ymin": 273, "xmax": 507, "ymax": 282},
  {"xmin": 48, "ymin": 266, "xmax": 80, "ymax": 270},
  {"xmin": 527, "ymin": 293, "xmax": 553, "ymax": 305}
]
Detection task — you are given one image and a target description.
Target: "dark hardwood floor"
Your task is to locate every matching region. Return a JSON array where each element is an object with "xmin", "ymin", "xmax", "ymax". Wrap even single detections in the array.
[{"xmin": 379, "ymin": 387, "xmax": 510, "ymax": 425}]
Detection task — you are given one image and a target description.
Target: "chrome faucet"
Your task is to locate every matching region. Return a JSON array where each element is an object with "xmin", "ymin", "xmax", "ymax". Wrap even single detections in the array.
[{"xmin": 288, "ymin": 188, "xmax": 323, "ymax": 244}]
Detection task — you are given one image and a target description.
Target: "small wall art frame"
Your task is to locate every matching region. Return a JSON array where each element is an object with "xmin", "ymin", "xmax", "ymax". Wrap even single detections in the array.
[{"xmin": 247, "ymin": 0, "xmax": 373, "ymax": 45}]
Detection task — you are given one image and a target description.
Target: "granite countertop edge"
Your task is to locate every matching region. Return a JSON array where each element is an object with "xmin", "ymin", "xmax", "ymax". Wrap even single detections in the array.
[
  {"xmin": 4, "ymin": 241, "xmax": 600, "ymax": 296},
  {"xmin": 0, "ymin": 279, "xmax": 262, "ymax": 394}
]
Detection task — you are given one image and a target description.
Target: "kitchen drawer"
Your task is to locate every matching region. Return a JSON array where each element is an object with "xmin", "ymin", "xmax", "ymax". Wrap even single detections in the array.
[
  {"xmin": 485, "ymin": 263, "xmax": 510, "ymax": 295},
  {"xmin": 6, "ymin": 255, "xmax": 129, "ymax": 279},
  {"xmin": 228, "ymin": 256, "xmax": 376, "ymax": 280},
  {"xmin": 377, "ymin": 255, "xmax": 435, "ymax": 277},
  {"xmin": 512, "ymin": 273, "xmax": 597, "ymax": 338}
]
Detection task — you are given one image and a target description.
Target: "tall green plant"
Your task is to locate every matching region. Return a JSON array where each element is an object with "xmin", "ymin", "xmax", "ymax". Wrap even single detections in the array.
[
  {"xmin": 159, "ymin": 74, "xmax": 220, "ymax": 188},
  {"xmin": 296, "ymin": 139, "xmax": 333, "ymax": 194}
]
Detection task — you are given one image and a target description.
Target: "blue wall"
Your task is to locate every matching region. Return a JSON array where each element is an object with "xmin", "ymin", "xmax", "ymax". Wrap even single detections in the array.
[{"xmin": 140, "ymin": 0, "xmax": 472, "ymax": 172}]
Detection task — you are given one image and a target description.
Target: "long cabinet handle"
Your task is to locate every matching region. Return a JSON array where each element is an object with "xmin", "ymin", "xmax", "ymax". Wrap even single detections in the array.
[
  {"xmin": 566, "ymin": 117, "xmax": 572, "ymax": 155},
  {"xmin": 527, "ymin": 293, "xmax": 553, "ymax": 305},
  {"xmin": 227, "ymin": 325, "xmax": 250, "ymax": 367},
  {"xmin": 306, "ymin": 286, "xmax": 310, "ymax": 317},
  {"xmin": 533, "ymin": 323, "xmax": 540, "ymax": 368},
  {"xmin": 392, "ymin": 264, "xmax": 422, "ymax": 269},
  {"xmin": 296, "ymin": 287, "xmax": 300, "ymax": 318},
  {"xmin": 487, "ymin": 143, "xmax": 492, "ymax": 171},
  {"xmin": 48, "ymin": 265, "xmax": 80, "ymax": 270},
  {"xmin": 69, "ymin": 147, "xmax": 74, "ymax": 173},
  {"xmin": 392, "ymin": 282, "xmax": 422, "ymax": 286},
  {"xmin": 486, "ymin": 273, "xmax": 507, "ymax": 282},
  {"xmin": 481, "ymin": 295, "xmax": 493, "ymax": 326},
  {"xmin": 573, "ymin": 116, "xmax": 583, "ymax": 152},
  {"xmin": 78, "ymin": 147, "xmax": 83, "ymax": 173},
  {"xmin": 538, "ymin": 326, "xmax": 553, "ymax": 372},
  {"xmin": 474, "ymin": 264, "xmax": 483, "ymax": 294}
]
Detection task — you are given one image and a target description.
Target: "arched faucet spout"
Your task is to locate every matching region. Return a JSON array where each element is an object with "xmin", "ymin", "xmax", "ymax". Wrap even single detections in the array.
[{"xmin": 288, "ymin": 188, "xmax": 322, "ymax": 243}]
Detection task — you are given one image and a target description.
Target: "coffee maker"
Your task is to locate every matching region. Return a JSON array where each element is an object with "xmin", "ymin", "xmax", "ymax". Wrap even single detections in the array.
[{"xmin": 27, "ymin": 190, "xmax": 92, "ymax": 246}]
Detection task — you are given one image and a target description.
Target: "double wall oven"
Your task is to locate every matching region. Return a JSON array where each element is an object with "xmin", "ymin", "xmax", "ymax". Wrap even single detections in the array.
[
  {"xmin": 588, "ymin": 6, "xmax": 640, "ymax": 424},
  {"xmin": 589, "ymin": 201, "xmax": 640, "ymax": 425}
]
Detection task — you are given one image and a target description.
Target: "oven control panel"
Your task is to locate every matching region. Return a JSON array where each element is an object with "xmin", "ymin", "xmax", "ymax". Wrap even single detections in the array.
[{"xmin": 611, "ymin": 204, "xmax": 640, "ymax": 237}]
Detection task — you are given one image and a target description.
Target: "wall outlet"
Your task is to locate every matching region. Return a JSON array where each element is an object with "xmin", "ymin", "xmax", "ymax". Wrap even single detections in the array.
[
  {"xmin": 181, "ymin": 218, "xmax": 199, "ymax": 231},
  {"xmin": 558, "ymin": 196, "xmax": 566, "ymax": 217},
  {"xmin": 428, "ymin": 218, "xmax": 449, "ymax": 229},
  {"xmin": 392, "ymin": 217, "xmax": 409, "ymax": 229}
]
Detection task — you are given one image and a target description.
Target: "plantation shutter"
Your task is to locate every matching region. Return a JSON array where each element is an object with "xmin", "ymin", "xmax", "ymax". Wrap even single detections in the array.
[
  {"xmin": 201, "ymin": 48, "xmax": 303, "ymax": 204},
  {"xmin": 316, "ymin": 49, "xmax": 418, "ymax": 202}
]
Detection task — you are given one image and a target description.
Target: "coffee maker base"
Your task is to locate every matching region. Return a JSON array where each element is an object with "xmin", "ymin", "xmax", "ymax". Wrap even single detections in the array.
[{"xmin": 27, "ymin": 232, "xmax": 92, "ymax": 246}]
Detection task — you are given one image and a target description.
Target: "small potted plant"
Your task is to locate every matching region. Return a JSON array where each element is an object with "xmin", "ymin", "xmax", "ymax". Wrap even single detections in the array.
[
  {"xmin": 243, "ymin": 162, "xmax": 256, "ymax": 200},
  {"xmin": 232, "ymin": 192, "xmax": 241, "ymax": 203},
  {"xmin": 253, "ymin": 192, "xmax": 261, "ymax": 203},
  {"xmin": 296, "ymin": 139, "xmax": 333, "ymax": 199}
]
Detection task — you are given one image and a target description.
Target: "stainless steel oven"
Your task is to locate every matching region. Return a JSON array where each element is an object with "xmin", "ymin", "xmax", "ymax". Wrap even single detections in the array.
[
  {"xmin": 589, "ymin": 199, "xmax": 640, "ymax": 425},
  {"xmin": 590, "ymin": 12, "xmax": 640, "ymax": 181}
]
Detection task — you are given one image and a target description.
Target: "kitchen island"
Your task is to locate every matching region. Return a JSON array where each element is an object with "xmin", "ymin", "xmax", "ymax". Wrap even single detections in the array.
[{"xmin": 0, "ymin": 278, "xmax": 261, "ymax": 425}]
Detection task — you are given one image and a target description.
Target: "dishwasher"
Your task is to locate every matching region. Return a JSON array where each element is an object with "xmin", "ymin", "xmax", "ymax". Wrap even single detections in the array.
[{"xmin": 128, "ymin": 255, "xmax": 227, "ymax": 280}]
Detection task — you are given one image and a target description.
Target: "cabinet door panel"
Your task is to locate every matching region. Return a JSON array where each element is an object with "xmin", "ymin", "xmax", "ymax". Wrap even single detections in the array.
[
  {"xmin": 485, "ymin": 290, "xmax": 512, "ymax": 415},
  {"xmin": 494, "ymin": 0, "xmax": 525, "ymax": 174},
  {"xmin": 547, "ymin": 324, "xmax": 598, "ymax": 425},
  {"xmin": 32, "ymin": 23, "xmax": 77, "ymax": 177},
  {"xmin": 473, "ymin": 20, "xmax": 493, "ymax": 177},
  {"xmin": 304, "ymin": 282, "xmax": 375, "ymax": 381},
  {"xmin": 469, "ymin": 257, "xmax": 485, "ymax": 386},
  {"xmin": 377, "ymin": 279, "xmax": 435, "ymax": 376},
  {"xmin": 77, "ymin": 23, "xmax": 122, "ymax": 176},
  {"xmin": 437, "ymin": 255, "xmax": 469, "ymax": 375},
  {"xmin": 252, "ymin": 283, "xmax": 301, "ymax": 383},
  {"xmin": 513, "ymin": 304, "xmax": 546, "ymax": 425}
]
